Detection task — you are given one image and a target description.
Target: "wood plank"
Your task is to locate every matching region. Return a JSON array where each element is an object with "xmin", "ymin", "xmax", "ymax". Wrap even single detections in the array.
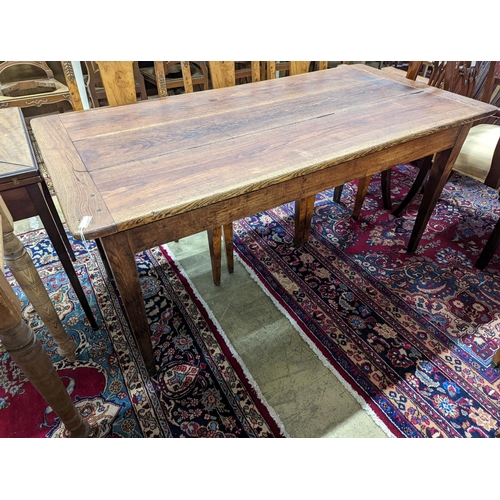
[{"xmin": 30, "ymin": 115, "xmax": 116, "ymax": 239}]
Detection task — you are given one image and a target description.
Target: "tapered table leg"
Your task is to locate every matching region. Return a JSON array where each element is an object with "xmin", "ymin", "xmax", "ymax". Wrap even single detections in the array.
[
  {"xmin": 208, "ymin": 226, "xmax": 222, "ymax": 285},
  {"xmin": 352, "ymin": 175, "xmax": 372, "ymax": 220},
  {"xmin": 0, "ymin": 273, "xmax": 90, "ymax": 438},
  {"xmin": 294, "ymin": 194, "xmax": 316, "ymax": 246},
  {"xmin": 100, "ymin": 231, "xmax": 156, "ymax": 375},
  {"xmin": 1, "ymin": 197, "xmax": 77, "ymax": 361}
]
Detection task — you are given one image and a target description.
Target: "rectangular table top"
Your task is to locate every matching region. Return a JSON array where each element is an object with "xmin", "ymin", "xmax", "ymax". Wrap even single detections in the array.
[
  {"xmin": 31, "ymin": 64, "xmax": 497, "ymax": 240},
  {"xmin": 0, "ymin": 107, "xmax": 38, "ymax": 179}
]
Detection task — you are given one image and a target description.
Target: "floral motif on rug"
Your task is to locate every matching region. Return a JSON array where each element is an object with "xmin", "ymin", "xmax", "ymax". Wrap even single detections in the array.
[
  {"xmin": 233, "ymin": 165, "xmax": 500, "ymax": 438},
  {"xmin": 0, "ymin": 230, "xmax": 285, "ymax": 438}
]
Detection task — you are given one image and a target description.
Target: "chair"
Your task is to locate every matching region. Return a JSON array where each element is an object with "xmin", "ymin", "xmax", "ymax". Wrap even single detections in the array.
[
  {"xmin": 332, "ymin": 61, "xmax": 424, "ymax": 218},
  {"xmin": 339, "ymin": 62, "xmax": 500, "ymax": 269},
  {"xmin": 335, "ymin": 62, "xmax": 499, "ymax": 217},
  {"xmin": 142, "ymin": 61, "xmax": 209, "ymax": 95},
  {"xmin": 0, "ymin": 61, "xmax": 74, "ymax": 112},
  {"xmin": 1, "ymin": 195, "xmax": 90, "ymax": 437},
  {"xmin": 84, "ymin": 61, "xmax": 148, "ymax": 107},
  {"xmin": 0, "ymin": 107, "xmax": 98, "ymax": 329}
]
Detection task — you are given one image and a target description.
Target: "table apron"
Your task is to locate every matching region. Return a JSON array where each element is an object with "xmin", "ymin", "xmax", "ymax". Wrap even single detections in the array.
[{"xmin": 110, "ymin": 125, "xmax": 463, "ymax": 254}]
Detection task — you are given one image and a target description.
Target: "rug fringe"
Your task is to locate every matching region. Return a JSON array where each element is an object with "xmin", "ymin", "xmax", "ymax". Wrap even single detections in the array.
[
  {"xmin": 233, "ymin": 250, "xmax": 396, "ymax": 438},
  {"xmin": 162, "ymin": 244, "xmax": 290, "ymax": 438}
]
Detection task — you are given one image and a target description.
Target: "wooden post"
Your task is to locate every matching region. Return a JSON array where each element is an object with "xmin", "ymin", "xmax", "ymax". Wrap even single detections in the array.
[
  {"xmin": 0, "ymin": 272, "xmax": 90, "ymax": 438},
  {"xmin": 1, "ymin": 204, "xmax": 89, "ymax": 438},
  {"xmin": 1, "ymin": 196, "xmax": 76, "ymax": 361}
]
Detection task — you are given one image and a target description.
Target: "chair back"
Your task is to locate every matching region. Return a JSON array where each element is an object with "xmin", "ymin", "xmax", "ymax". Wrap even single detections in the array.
[
  {"xmin": 94, "ymin": 61, "xmax": 142, "ymax": 107},
  {"xmin": 151, "ymin": 61, "xmax": 209, "ymax": 98},
  {"xmin": 208, "ymin": 62, "xmax": 262, "ymax": 89},
  {"xmin": 0, "ymin": 61, "xmax": 73, "ymax": 111},
  {"xmin": 266, "ymin": 61, "xmax": 328, "ymax": 79}
]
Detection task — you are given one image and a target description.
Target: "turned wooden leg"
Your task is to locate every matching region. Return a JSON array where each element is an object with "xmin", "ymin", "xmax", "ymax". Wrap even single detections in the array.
[
  {"xmin": 100, "ymin": 232, "xmax": 156, "ymax": 375},
  {"xmin": 1, "ymin": 197, "xmax": 77, "ymax": 361},
  {"xmin": 352, "ymin": 175, "xmax": 372, "ymax": 220},
  {"xmin": 223, "ymin": 223, "xmax": 234, "ymax": 274},
  {"xmin": 0, "ymin": 272, "xmax": 90, "ymax": 438},
  {"xmin": 207, "ymin": 226, "xmax": 222, "ymax": 285},
  {"xmin": 407, "ymin": 124, "xmax": 472, "ymax": 253},
  {"xmin": 294, "ymin": 195, "xmax": 316, "ymax": 246}
]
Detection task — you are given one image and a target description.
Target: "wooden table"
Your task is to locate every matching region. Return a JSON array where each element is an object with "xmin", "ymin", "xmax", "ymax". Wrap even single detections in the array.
[{"xmin": 31, "ymin": 64, "xmax": 497, "ymax": 375}]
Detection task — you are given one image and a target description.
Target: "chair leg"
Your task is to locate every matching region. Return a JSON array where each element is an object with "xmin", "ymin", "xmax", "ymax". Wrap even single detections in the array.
[
  {"xmin": 223, "ymin": 223, "xmax": 234, "ymax": 274},
  {"xmin": 476, "ymin": 216, "xmax": 500, "ymax": 271},
  {"xmin": 207, "ymin": 227, "xmax": 222, "ymax": 285},
  {"xmin": 352, "ymin": 175, "xmax": 372, "ymax": 220},
  {"xmin": 381, "ymin": 169, "xmax": 392, "ymax": 210},
  {"xmin": 40, "ymin": 179, "xmax": 76, "ymax": 261},
  {"xmin": 25, "ymin": 184, "xmax": 98, "ymax": 330},
  {"xmin": 333, "ymin": 185, "xmax": 344, "ymax": 203},
  {"xmin": 392, "ymin": 156, "xmax": 433, "ymax": 217},
  {"xmin": 95, "ymin": 237, "xmax": 113, "ymax": 279}
]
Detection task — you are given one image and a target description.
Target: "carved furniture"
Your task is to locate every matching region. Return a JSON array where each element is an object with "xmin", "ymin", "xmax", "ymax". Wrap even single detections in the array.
[
  {"xmin": 143, "ymin": 62, "xmax": 209, "ymax": 96},
  {"xmin": 1, "ymin": 195, "xmax": 90, "ymax": 437},
  {"xmin": 0, "ymin": 107, "xmax": 97, "ymax": 328},
  {"xmin": 31, "ymin": 64, "xmax": 497, "ymax": 375},
  {"xmin": 0, "ymin": 61, "xmax": 74, "ymax": 112}
]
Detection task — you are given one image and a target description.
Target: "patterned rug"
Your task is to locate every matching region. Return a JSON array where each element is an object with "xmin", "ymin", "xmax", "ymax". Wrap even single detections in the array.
[
  {"xmin": 233, "ymin": 165, "xmax": 500, "ymax": 438},
  {"xmin": 0, "ymin": 229, "xmax": 287, "ymax": 438}
]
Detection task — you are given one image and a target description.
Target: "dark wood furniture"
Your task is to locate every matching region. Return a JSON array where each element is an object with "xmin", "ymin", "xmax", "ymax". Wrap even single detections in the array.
[
  {"xmin": 31, "ymin": 64, "xmax": 497, "ymax": 375},
  {"xmin": 1, "ymin": 195, "xmax": 90, "ymax": 437},
  {"xmin": 0, "ymin": 107, "xmax": 97, "ymax": 329}
]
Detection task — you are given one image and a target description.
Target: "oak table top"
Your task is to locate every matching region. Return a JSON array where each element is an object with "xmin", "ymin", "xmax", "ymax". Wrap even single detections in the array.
[{"xmin": 31, "ymin": 64, "xmax": 498, "ymax": 375}]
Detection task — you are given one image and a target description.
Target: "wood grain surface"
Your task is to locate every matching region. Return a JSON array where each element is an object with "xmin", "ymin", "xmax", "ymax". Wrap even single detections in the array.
[{"xmin": 31, "ymin": 64, "xmax": 497, "ymax": 241}]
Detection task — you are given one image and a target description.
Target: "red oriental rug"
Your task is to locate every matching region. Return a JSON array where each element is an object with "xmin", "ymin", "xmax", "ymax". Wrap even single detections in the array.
[
  {"xmin": 233, "ymin": 165, "xmax": 500, "ymax": 438},
  {"xmin": 0, "ymin": 229, "xmax": 287, "ymax": 438}
]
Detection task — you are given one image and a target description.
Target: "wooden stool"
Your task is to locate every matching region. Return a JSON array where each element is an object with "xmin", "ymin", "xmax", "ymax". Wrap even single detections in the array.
[{"xmin": 0, "ymin": 107, "xmax": 97, "ymax": 329}]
